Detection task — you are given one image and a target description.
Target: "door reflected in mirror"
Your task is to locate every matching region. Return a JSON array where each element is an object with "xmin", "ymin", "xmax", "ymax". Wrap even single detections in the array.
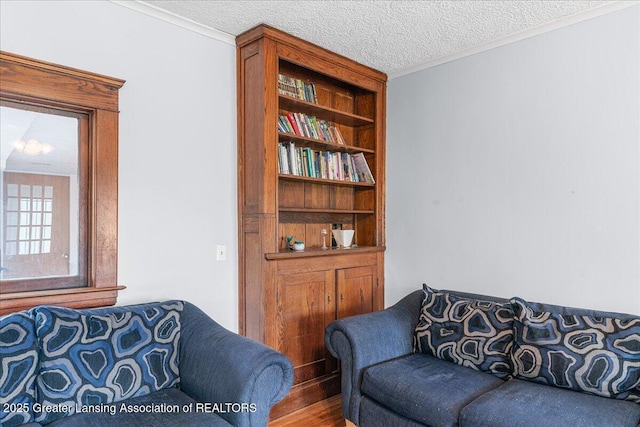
[{"xmin": 1, "ymin": 104, "xmax": 82, "ymax": 281}]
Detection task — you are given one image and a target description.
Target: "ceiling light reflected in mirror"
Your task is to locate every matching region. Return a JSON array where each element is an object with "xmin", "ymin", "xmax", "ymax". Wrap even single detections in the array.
[{"xmin": 14, "ymin": 139, "xmax": 54, "ymax": 156}]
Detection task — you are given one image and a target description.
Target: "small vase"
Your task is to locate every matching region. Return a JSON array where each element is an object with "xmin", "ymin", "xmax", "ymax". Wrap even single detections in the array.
[{"xmin": 332, "ymin": 230, "xmax": 355, "ymax": 248}]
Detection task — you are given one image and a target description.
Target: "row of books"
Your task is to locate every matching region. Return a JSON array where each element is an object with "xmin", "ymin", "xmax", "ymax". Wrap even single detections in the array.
[
  {"xmin": 278, "ymin": 142, "xmax": 375, "ymax": 184},
  {"xmin": 278, "ymin": 74, "xmax": 317, "ymax": 103},
  {"xmin": 278, "ymin": 113, "xmax": 347, "ymax": 145}
]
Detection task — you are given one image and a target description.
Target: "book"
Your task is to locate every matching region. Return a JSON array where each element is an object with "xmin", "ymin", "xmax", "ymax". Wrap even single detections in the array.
[
  {"xmin": 352, "ymin": 153, "xmax": 375, "ymax": 183},
  {"xmin": 285, "ymin": 113, "xmax": 302, "ymax": 136},
  {"xmin": 278, "ymin": 74, "xmax": 317, "ymax": 103},
  {"xmin": 288, "ymin": 142, "xmax": 298, "ymax": 176}
]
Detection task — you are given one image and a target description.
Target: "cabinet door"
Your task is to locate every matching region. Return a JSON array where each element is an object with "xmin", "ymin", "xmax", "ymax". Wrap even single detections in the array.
[
  {"xmin": 277, "ymin": 270, "xmax": 336, "ymax": 385},
  {"xmin": 337, "ymin": 265, "xmax": 376, "ymax": 319}
]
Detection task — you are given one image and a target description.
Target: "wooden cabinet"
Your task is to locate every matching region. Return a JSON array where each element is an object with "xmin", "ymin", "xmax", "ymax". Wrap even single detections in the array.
[
  {"xmin": 337, "ymin": 265, "xmax": 376, "ymax": 319},
  {"xmin": 272, "ymin": 254, "xmax": 381, "ymax": 415},
  {"xmin": 277, "ymin": 269, "xmax": 336, "ymax": 386},
  {"xmin": 236, "ymin": 24, "xmax": 386, "ymax": 416}
]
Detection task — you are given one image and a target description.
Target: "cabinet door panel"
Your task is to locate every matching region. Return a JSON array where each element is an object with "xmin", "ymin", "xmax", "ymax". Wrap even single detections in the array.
[
  {"xmin": 337, "ymin": 265, "xmax": 375, "ymax": 319},
  {"xmin": 277, "ymin": 270, "xmax": 335, "ymax": 384}
]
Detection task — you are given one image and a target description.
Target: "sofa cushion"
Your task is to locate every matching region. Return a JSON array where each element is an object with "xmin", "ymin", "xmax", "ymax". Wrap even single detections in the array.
[
  {"xmin": 414, "ymin": 285, "xmax": 514, "ymax": 378},
  {"xmin": 361, "ymin": 353, "xmax": 504, "ymax": 427},
  {"xmin": 32, "ymin": 301, "xmax": 183, "ymax": 424},
  {"xmin": 359, "ymin": 396, "xmax": 426, "ymax": 427},
  {"xmin": 460, "ymin": 378, "xmax": 640, "ymax": 427},
  {"xmin": 510, "ymin": 297, "xmax": 640, "ymax": 401},
  {"xmin": 43, "ymin": 387, "xmax": 233, "ymax": 427},
  {"xmin": 0, "ymin": 311, "xmax": 39, "ymax": 427}
]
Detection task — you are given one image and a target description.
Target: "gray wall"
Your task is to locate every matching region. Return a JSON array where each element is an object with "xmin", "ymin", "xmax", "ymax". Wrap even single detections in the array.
[{"xmin": 386, "ymin": 6, "xmax": 640, "ymax": 313}]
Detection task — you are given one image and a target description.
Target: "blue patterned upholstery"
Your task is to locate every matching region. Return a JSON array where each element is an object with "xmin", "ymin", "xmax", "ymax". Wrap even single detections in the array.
[
  {"xmin": 510, "ymin": 297, "xmax": 640, "ymax": 402},
  {"xmin": 0, "ymin": 311, "xmax": 39, "ymax": 427},
  {"xmin": 32, "ymin": 301, "xmax": 183, "ymax": 424},
  {"xmin": 414, "ymin": 285, "xmax": 514, "ymax": 378}
]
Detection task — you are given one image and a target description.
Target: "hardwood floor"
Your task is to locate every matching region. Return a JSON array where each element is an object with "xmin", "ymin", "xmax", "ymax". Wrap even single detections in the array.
[{"xmin": 269, "ymin": 395, "xmax": 348, "ymax": 427}]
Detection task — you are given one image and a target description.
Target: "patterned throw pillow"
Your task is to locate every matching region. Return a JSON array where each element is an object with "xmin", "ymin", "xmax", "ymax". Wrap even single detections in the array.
[
  {"xmin": 510, "ymin": 297, "xmax": 640, "ymax": 401},
  {"xmin": 0, "ymin": 311, "xmax": 39, "ymax": 427},
  {"xmin": 32, "ymin": 301, "xmax": 183, "ymax": 424},
  {"xmin": 414, "ymin": 285, "xmax": 514, "ymax": 379}
]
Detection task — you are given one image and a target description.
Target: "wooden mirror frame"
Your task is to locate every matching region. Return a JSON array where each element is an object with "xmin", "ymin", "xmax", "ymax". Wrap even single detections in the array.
[{"xmin": 0, "ymin": 51, "xmax": 125, "ymax": 314}]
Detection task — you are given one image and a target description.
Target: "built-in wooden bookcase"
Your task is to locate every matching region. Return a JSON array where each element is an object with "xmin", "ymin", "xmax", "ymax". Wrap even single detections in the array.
[{"xmin": 237, "ymin": 24, "xmax": 386, "ymax": 416}]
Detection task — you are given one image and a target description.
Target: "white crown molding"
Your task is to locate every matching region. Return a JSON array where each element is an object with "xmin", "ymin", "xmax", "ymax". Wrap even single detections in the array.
[
  {"xmin": 110, "ymin": 0, "xmax": 236, "ymax": 45},
  {"xmin": 389, "ymin": 0, "xmax": 640, "ymax": 80}
]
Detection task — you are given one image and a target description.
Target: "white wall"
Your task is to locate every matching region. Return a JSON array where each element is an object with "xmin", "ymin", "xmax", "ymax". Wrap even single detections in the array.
[
  {"xmin": 387, "ymin": 6, "xmax": 640, "ymax": 314},
  {"xmin": 0, "ymin": 1, "xmax": 240, "ymax": 330}
]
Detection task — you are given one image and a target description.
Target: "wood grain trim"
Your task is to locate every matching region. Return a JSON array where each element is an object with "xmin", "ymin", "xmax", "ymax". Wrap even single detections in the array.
[
  {"xmin": 265, "ymin": 245, "xmax": 385, "ymax": 260},
  {"xmin": 0, "ymin": 51, "xmax": 125, "ymax": 87},
  {"xmin": 0, "ymin": 51, "xmax": 125, "ymax": 314},
  {"xmin": 91, "ymin": 109, "xmax": 119, "ymax": 288},
  {"xmin": 0, "ymin": 51, "xmax": 124, "ymax": 113},
  {"xmin": 236, "ymin": 24, "xmax": 387, "ymax": 83},
  {"xmin": 0, "ymin": 286, "xmax": 126, "ymax": 315}
]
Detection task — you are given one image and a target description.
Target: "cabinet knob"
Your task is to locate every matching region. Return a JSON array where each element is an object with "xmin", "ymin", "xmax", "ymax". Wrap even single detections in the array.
[
  {"xmin": 340, "ymin": 293, "xmax": 344, "ymax": 301},
  {"xmin": 328, "ymin": 294, "xmax": 331, "ymax": 302}
]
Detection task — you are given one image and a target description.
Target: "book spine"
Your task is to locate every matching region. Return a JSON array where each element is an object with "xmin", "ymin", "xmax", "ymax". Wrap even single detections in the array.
[
  {"xmin": 351, "ymin": 156, "xmax": 359, "ymax": 182},
  {"xmin": 310, "ymin": 82, "xmax": 317, "ymax": 103},
  {"xmin": 286, "ymin": 113, "xmax": 301, "ymax": 136},
  {"xmin": 288, "ymin": 142, "xmax": 297, "ymax": 176},
  {"xmin": 278, "ymin": 74, "xmax": 318, "ymax": 104}
]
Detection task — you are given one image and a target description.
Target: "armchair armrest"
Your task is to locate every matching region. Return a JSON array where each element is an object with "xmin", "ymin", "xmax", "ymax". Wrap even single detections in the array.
[
  {"xmin": 179, "ymin": 302, "xmax": 293, "ymax": 427},
  {"xmin": 325, "ymin": 290, "xmax": 423, "ymax": 425}
]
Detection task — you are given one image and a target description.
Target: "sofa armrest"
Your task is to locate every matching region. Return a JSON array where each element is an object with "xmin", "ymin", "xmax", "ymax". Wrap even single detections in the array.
[
  {"xmin": 179, "ymin": 302, "xmax": 293, "ymax": 427},
  {"xmin": 324, "ymin": 289, "xmax": 423, "ymax": 425}
]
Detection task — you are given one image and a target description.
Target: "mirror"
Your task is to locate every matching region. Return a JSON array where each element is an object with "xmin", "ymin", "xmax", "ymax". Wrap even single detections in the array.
[{"xmin": 1, "ymin": 103, "xmax": 81, "ymax": 281}]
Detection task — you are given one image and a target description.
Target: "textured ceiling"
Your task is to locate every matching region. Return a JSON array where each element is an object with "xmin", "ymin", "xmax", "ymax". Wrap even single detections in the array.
[{"xmin": 140, "ymin": 0, "xmax": 618, "ymax": 76}]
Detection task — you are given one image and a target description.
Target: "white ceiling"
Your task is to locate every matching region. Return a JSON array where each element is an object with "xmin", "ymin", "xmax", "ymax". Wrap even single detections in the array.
[{"xmin": 129, "ymin": 0, "xmax": 632, "ymax": 77}]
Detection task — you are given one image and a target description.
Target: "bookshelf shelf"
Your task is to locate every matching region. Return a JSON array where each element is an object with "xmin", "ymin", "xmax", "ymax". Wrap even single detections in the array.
[
  {"xmin": 279, "ymin": 207, "xmax": 375, "ymax": 214},
  {"xmin": 237, "ymin": 24, "xmax": 386, "ymax": 417},
  {"xmin": 278, "ymin": 132, "xmax": 375, "ymax": 154},
  {"xmin": 278, "ymin": 174, "xmax": 375, "ymax": 187},
  {"xmin": 265, "ymin": 245, "xmax": 385, "ymax": 260},
  {"xmin": 279, "ymin": 95, "xmax": 374, "ymax": 127}
]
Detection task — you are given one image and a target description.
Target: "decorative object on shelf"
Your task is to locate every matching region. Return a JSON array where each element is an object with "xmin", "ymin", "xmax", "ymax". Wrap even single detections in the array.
[
  {"xmin": 332, "ymin": 229, "xmax": 355, "ymax": 248},
  {"xmin": 321, "ymin": 229, "xmax": 328, "ymax": 250},
  {"xmin": 286, "ymin": 236, "xmax": 305, "ymax": 251}
]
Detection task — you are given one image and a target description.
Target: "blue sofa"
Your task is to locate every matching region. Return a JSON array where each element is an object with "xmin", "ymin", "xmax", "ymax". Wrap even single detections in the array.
[
  {"xmin": 1, "ymin": 301, "xmax": 293, "ymax": 427},
  {"xmin": 325, "ymin": 287, "xmax": 640, "ymax": 427}
]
